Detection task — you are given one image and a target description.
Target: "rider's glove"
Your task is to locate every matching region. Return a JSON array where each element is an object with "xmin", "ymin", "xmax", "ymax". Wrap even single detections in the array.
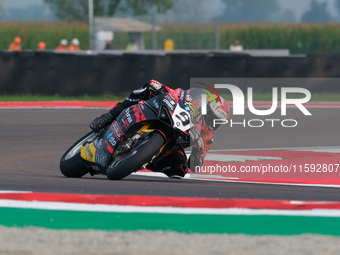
[
  {"xmin": 188, "ymin": 138, "xmax": 204, "ymax": 172},
  {"xmin": 144, "ymin": 80, "xmax": 165, "ymax": 94},
  {"xmin": 90, "ymin": 112, "xmax": 114, "ymax": 133}
]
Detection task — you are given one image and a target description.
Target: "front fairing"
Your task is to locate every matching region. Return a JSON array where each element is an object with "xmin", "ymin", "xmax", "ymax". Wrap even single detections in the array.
[{"xmin": 145, "ymin": 90, "xmax": 204, "ymax": 133}]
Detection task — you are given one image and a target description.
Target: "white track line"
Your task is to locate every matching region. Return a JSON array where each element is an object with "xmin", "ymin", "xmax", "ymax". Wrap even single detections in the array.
[
  {"xmin": 0, "ymin": 190, "xmax": 32, "ymax": 194},
  {"xmin": 1, "ymin": 200, "xmax": 340, "ymax": 217}
]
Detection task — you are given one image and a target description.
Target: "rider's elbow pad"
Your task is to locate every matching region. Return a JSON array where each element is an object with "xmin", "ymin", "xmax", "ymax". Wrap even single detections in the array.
[{"xmin": 109, "ymin": 102, "xmax": 125, "ymax": 119}]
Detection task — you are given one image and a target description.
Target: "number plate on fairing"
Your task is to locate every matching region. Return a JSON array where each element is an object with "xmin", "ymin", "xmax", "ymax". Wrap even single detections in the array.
[{"xmin": 172, "ymin": 104, "xmax": 192, "ymax": 132}]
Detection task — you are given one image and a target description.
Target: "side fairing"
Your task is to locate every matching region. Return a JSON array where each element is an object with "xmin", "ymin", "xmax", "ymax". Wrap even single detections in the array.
[{"xmin": 104, "ymin": 104, "xmax": 159, "ymax": 154}]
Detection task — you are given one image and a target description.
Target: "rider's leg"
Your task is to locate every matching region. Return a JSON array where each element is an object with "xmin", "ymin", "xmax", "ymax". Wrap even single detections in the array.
[
  {"xmin": 90, "ymin": 87, "xmax": 157, "ymax": 133},
  {"xmin": 90, "ymin": 102, "xmax": 125, "ymax": 133}
]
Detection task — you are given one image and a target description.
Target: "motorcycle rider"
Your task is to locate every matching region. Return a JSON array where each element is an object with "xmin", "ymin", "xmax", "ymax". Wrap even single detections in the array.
[{"xmin": 90, "ymin": 80, "xmax": 229, "ymax": 178}]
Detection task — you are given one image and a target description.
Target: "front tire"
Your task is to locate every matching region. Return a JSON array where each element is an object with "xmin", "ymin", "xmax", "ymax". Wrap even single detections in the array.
[
  {"xmin": 60, "ymin": 131, "xmax": 96, "ymax": 178},
  {"xmin": 106, "ymin": 132, "xmax": 165, "ymax": 180}
]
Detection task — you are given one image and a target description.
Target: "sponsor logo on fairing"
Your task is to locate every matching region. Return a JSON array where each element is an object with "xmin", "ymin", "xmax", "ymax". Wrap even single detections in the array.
[
  {"xmin": 153, "ymin": 99, "xmax": 159, "ymax": 109},
  {"xmin": 163, "ymin": 99, "xmax": 175, "ymax": 110},
  {"xmin": 124, "ymin": 110, "xmax": 133, "ymax": 124},
  {"xmin": 108, "ymin": 136, "xmax": 117, "ymax": 147},
  {"xmin": 112, "ymin": 122, "xmax": 123, "ymax": 139},
  {"xmin": 165, "ymin": 93, "xmax": 176, "ymax": 102}
]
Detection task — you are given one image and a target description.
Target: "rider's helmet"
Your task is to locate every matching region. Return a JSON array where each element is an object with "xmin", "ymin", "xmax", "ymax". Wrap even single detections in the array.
[{"xmin": 204, "ymin": 94, "xmax": 229, "ymax": 131}]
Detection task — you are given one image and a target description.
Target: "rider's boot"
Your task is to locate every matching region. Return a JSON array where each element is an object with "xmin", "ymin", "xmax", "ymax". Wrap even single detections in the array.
[{"xmin": 90, "ymin": 102, "xmax": 125, "ymax": 132}]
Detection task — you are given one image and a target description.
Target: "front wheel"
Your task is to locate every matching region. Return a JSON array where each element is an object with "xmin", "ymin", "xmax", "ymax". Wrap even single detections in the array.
[
  {"xmin": 60, "ymin": 131, "xmax": 96, "ymax": 178},
  {"xmin": 106, "ymin": 132, "xmax": 165, "ymax": 180}
]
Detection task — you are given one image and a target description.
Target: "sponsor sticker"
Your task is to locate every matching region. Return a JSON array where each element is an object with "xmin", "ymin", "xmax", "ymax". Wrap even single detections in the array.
[{"xmin": 163, "ymin": 98, "xmax": 175, "ymax": 111}]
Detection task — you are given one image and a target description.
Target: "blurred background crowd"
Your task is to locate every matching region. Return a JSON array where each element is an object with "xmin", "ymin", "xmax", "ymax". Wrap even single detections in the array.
[
  {"xmin": 1, "ymin": 0, "xmax": 340, "ymax": 54},
  {"xmin": 8, "ymin": 36, "xmax": 81, "ymax": 51}
]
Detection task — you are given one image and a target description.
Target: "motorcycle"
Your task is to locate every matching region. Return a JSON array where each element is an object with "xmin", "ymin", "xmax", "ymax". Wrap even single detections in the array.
[{"xmin": 60, "ymin": 91, "xmax": 196, "ymax": 180}]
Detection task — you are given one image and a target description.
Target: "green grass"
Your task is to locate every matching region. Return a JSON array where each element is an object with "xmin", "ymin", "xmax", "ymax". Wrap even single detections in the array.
[
  {"xmin": 0, "ymin": 93, "xmax": 338, "ymax": 102},
  {"xmin": 2, "ymin": 208, "xmax": 340, "ymax": 235}
]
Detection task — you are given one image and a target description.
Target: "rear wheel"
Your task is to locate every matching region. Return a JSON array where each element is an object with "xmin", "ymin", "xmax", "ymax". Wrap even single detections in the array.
[
  {"xmin": 60, "ymin": 131, "xmax": 96, "ymax": 178},
  {"xmin": 106, "ymin": 132, "xmax": 165, "ymax": 180}
]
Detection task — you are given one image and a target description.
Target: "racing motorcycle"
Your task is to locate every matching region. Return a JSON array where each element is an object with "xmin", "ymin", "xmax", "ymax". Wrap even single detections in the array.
[{"xmin": 60, "ymin": 91, "xmax": 196, "ymax": 180}]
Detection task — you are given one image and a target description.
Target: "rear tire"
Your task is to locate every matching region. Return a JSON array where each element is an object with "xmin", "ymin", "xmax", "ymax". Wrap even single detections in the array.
[
  {"xmin": 60, "ymin": 131, "xmax": 96, "ymax": 178},
  {"xmin": 106, "ymin": 132, "xmax": 165, "ymax": 180}
]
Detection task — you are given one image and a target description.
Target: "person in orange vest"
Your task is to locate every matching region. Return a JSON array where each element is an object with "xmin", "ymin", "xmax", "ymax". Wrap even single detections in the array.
[
  {"xmin": 8, "ymin": 37, "xmax": 22, "ymax": 51},
  {"xmin": 38, "ymin": 42, "xmax": 46, "ymax": 51},
  {"xmin": 56, "ymin": 39, "xmax": 68, "ymax": 51},
  {"xmin": 68, "ymin": 38, "xmax": 81, "ymax": 51}
]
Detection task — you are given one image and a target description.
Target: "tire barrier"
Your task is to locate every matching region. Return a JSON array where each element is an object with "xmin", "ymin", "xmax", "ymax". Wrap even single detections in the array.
[{"xmin": 1, "ymin": 51, "xmax": 340, "ymax": 96}]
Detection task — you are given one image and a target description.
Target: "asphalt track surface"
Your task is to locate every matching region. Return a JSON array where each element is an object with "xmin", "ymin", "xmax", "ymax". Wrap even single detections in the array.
[{"xmin": 0, "ymin": 107, "xmax": 339, "ymax": 201}]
